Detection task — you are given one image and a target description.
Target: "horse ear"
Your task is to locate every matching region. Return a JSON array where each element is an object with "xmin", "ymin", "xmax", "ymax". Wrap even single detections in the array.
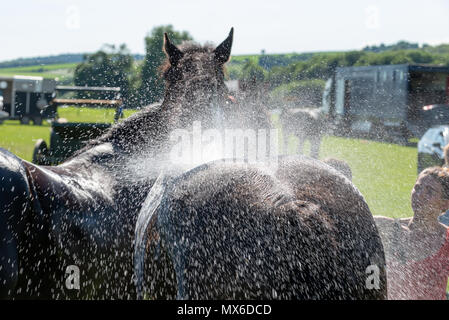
[
  {"xmin": 164, "ymin": 33, "xmax": 184, "ymax": 66},
  {"xmin": 214, "ymin": 27, "xmax": 234, "ymax": 64}
]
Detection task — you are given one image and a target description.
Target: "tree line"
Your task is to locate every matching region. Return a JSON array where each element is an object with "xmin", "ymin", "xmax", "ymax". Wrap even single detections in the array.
[
  {"xmin": 73, "ymin": 25, "xmax": 192, "ymax": 107},
  {"xmin": 72, "ymin": 25, "xmax": 449, "ymax": 108},
  {"xmin": 238, "ymin": 42, "xmax": 449, "ymax": 107}
]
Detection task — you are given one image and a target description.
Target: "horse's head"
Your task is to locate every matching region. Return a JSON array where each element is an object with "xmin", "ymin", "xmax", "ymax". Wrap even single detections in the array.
[{"xmin": 161, "ymin": 28, "xmax": 234, "ymax": 125}]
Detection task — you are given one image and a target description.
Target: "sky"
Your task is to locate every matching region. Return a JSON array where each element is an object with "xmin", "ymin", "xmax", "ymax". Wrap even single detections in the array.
[{"xmin": 1, "ymin": 0, "xmax": 449, "ymax": 62}]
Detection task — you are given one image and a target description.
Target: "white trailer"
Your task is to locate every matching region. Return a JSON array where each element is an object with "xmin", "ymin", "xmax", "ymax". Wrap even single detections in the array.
[{"xmin": 0, "ymin": 75, "xmax": 57, "ymax": 125}]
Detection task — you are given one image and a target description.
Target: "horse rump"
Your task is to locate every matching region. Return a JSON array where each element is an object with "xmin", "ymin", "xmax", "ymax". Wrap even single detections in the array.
[{"xmin": 135, "ymin": 156, "xmax": 387, "ymax": 299}]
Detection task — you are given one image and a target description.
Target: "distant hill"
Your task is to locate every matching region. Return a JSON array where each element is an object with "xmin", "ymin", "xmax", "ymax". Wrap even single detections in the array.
[
  {"xmin": 3, "ymin": 40, "xmax": 448, "ymax": 70},
  {"xmin": 0, "ymin": 53, "xmax": 145, "ymax": 69},
  {"xmin": 0, "ymin": 63, "xmax": 77, "ymax": 84},
  {"xmin": 2, "ymin": 40, "xmax": 447, "ymax": 85},
  {"xmin": 0, "ymin": 54, "xmax": 85, "ymax": 68},
  {"xmin": 0, "ymin": 50, "xmax": 327, "ymax": 72}
]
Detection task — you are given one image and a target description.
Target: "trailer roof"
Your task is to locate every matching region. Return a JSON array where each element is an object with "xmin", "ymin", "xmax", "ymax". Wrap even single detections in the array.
[
  {"xmin": 336, "ymin": 64, "xmax": 449, "ymax": 73},
  {"xmin": 0, "ymin": 75, "xmax": 44, "ymax": 81},
  {"xmin": 408, "ymin": 64, "xmax": 449, "ymax": 73},
  {"xmin": 55, "ymin": 85, "xmax": 120, "ymax": 92}
]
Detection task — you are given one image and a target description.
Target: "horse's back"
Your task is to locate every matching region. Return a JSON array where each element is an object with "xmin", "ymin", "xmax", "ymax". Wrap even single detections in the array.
[{"xmin": 142, "ymin": 156, "xmax": 386, "ymax": 299}]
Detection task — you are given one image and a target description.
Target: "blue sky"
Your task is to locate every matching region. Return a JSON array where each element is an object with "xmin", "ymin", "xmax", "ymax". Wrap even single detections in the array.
[{"xmin": 1, "ymin": 0, "xmax": 449, "ymax": 61}]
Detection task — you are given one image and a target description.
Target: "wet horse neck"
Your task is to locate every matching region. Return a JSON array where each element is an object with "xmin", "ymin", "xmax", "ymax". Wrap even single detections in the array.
[
  {"xmin": 102, "ymin": 102, "xmax": 183, "ymax": 155},
  {"xmin": 62, "ymin": 85, "xmax": 226, "ymax": 186},
  {"xmin": 55, "ymin": 104, "xmax": 181, "ymax": 193}
]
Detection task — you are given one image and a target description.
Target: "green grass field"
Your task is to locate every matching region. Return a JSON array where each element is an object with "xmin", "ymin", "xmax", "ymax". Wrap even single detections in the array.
[
  {"xmin": 0, "ymin": 106, "xmax": 417, "ymax": 219},
  {"xmin": 270, "ymin": 113, "xmax": 417, "ymax": 218},
  {"xmin": 279, "ymin": 136, "xmax": 416, "ymax": 218},
  {"xmin": 0, "ymin": 107, "xmax": 137, "ymax": 160}
]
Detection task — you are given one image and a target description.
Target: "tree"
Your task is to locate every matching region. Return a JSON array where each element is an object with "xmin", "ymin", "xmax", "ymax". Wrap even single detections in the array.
[
  {"xmin": 241, "ymin": 59, "xmax": 266, "ymax": 82},
  {"xmin": 362, "ymin": 41, "xmax": 419, "ymax": 52},
  {"xmin": 239, "ymin": 59, "xmax": 267, "ymax": 95},
  {"xmin": 138, "ymin": 25, "xmax": 193, "ymax": 105},
  {"xmin": 270, "ymin": 79, "xmax": 325, "ymax": 107},
  {"xmin": 74, "ymin": 44, "xmax": 135, "ymax": 106}
]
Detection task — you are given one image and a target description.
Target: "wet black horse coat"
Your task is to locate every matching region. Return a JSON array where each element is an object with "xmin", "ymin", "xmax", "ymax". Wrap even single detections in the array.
[
  {"xmin": 135, "ymin": 156, "xmax": 387, "ymax": 299},
  {"xmin": 0, "ymin": 30, "xmax": 235, "ymax": 299},
  {"xmin": 1, "ymin": 147, "xmax": 151, "ymax": 298}
]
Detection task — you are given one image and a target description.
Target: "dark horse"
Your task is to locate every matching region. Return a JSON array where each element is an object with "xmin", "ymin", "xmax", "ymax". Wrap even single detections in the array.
[
  {"xmin": 131, "ymin": 39, "xmax": 387, "ymax": 299},
  {"xmin": 135, "ymin": 156, "xmax": 387, "ymax": 299},
  {"xmin": 280, "ymin": 107, "xmax": 324, "ymax": 159},
  {"xmin": 0, "ymin": 29, "xmax": 235, "ymax": 299}
]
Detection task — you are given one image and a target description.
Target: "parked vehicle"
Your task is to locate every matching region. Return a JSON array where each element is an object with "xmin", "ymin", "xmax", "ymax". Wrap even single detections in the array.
[
  {"xmin": 32, "ymin": 85, "xmax": 124, "ymax": 165},
  {"xmin": 0, "ymin": 96, "xmax": 7, "ymax": 123},
  {"xmin": 417, "ymin": 125, "xmax": 449, "ymax": 174},
  {"xmin": 0, "ymin": 75, "xmax": 57, "ymax": 125},
  {"xmin": 321, "ymin": 64, "xmax": 449, "ymax": 141},
  {"xmin": 33, "ymin": 122, "xmax": 112, "ymax": 165}
]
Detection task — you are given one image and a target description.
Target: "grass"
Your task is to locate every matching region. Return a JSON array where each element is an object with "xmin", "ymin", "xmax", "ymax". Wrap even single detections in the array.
[
  {"xmin": 0, "ymin": 106, "xmax": 137, "ymax": 161},
  {"xmin": 0, "ymin": 107, "xmax": 418, "ymax": 219},
  {"xmin": 57, "ymin": 105, "xmax": 137, "ymax": 123},
  {"xmin": 285, "ymin": 136, "xmax": 416, "ymax": 218},
  {"xmin": 271, "ymin": 113, "xmax": 417, "ymax": 218},
  {"xmin": 0, "ymin": 121, "xmax": 51, "ymax": 161},
  {"xmin": 320, "ymin": 136, "xmax": 416, "ymax": 218}
]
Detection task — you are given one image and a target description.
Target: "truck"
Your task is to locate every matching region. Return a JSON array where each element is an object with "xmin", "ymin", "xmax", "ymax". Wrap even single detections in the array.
[
  {"xmin": 321, "ymin": 64, "xmax": 449, "ymax": 141},
  {"xmin": 0, "ymin": 75, "xmax": 57, "ymax": 124}
]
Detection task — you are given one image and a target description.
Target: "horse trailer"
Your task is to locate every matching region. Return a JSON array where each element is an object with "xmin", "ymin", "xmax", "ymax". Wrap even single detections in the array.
[
  {"xmin": 0, "ymin": 75, "xmax": 57, "ymax": 125},
  {"xmin": 321, "ymin": 64, "xmax": 449, "ymax": 140},
  {"xmin": 32, "ymin": 85, "xmax": 124, "ymax": 165}
]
